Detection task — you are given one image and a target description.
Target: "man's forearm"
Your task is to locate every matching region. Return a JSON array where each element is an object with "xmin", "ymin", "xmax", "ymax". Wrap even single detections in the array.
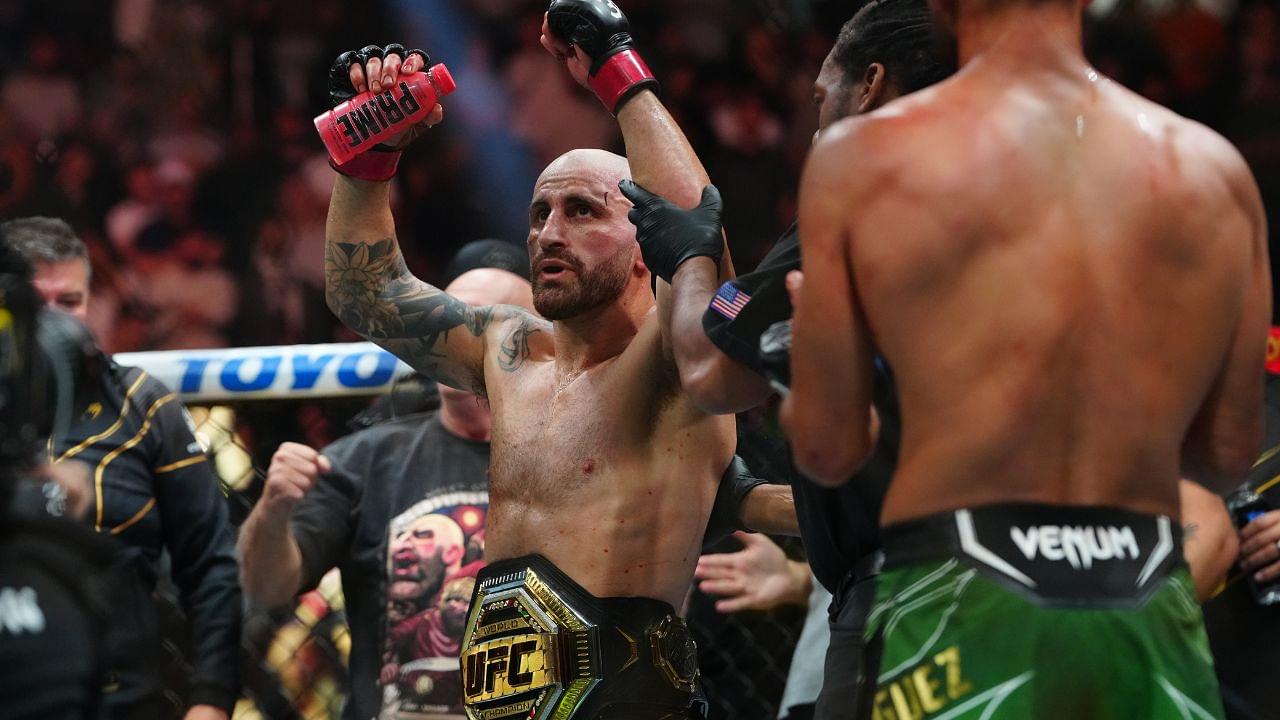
[
  {"xmin": 324, "ymin": 176, "xmax": 402, "ymax": 333},
  {"xmin": 616, "ymin": 91, "xmax": 735, "ymax": 358},
  {"xmin": 327, "ymin": 176, "xmax": 396, "ymax": 249},
  {"xmin": 740, "ymin": 483, "xmax": 800, "ymax": 537},
  {"xmin": 617, "ymin": 92, "xmax": 708, "ymax": 209},
  {"xmin": 671, "ymin": 259, "xmax": 773, "ymax": 414},
  {"xmin": 323, "ymin": 175, "xmax": 498, "ymax": 391},
  {"xmin": 238, "ymin": 506, "xmax": 304, "ymax": 608}
]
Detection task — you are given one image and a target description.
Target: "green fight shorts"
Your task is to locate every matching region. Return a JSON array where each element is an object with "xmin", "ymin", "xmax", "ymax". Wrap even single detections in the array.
[{"xmin": 862, "ymin": 503, "xmax": 1224, "ymax": 720}]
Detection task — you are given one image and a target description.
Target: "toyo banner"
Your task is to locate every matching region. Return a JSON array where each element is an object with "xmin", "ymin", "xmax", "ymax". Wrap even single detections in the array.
[{"xmin": 113, "ymin": 343, "xmax": 416, "ymax": 402}]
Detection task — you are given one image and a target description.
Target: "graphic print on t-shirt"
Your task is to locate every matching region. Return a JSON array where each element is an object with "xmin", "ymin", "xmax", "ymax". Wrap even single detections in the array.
[{"xmin": 379, "ymin": 489, "xmax": 487, "ymax": 718}]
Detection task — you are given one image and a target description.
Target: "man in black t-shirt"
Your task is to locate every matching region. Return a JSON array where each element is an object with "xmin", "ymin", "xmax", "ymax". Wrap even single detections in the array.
[{"xmin": 238, "ymin": 253, "xmax": 534, "ymax": 720}]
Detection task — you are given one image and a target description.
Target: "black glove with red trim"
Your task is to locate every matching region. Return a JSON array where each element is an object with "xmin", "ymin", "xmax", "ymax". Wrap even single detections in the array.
[{"xmin": 545, "ymin": 0, "xmax": 658, "ymax": 114}]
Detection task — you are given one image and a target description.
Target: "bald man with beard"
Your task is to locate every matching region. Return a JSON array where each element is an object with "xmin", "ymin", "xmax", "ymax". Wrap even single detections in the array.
[{"xmin": 321, "ymin": 37, "xmax": 734, "ymax": 716}]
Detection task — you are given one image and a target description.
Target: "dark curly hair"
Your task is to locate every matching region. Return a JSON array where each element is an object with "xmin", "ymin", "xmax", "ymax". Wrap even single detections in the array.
[{"xmin": 831, "ymin": 0, "xmax": 957, "ymax": 96}]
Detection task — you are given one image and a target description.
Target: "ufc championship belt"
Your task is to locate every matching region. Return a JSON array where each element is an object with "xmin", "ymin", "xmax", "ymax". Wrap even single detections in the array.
[{"xmin": 460, "ymin": 555, "xmax": 702, "ymax": 720}]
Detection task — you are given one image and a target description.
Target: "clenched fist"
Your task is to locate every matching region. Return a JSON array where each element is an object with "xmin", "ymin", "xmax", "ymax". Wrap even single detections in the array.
[{"xmin": 261, "ymin": 442, "xmax": 331, "ymax": 517}]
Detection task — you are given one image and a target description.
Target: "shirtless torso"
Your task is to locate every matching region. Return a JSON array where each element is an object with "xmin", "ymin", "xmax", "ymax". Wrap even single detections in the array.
[
  {"xmin": 483, "ymin": 297, "xmax": 730, "ymax": 607},
  {"xmin": 326, "ymin": 147, "xmax": 734, "ymax": 611},
  {"xmin": 787, "ymin": 2, "xmax": 1269, "ymax": 522}
]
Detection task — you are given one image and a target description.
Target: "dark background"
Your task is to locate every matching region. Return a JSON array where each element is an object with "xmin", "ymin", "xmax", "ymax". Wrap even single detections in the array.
[{"xmin": 1, "ymin": 0, "xmax": 1276, "ymax": 358}]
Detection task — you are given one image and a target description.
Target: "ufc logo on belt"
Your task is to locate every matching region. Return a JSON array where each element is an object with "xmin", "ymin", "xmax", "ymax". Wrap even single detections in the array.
[{"xmin": 462, "ymin": 634, "xmax": 557, "ymax": 701}]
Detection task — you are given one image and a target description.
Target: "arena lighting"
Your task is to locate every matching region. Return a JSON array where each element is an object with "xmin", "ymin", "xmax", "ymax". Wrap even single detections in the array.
[{"xmin": 391, "ymin": 0, "xmax": 542, "ymax": 242}]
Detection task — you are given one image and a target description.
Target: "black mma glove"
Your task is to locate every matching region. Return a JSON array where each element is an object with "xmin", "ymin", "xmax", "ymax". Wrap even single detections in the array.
[
  {"xmin": 546, "ymin": 0, "xmax": 658, "ymax": 113},
  {"xmin": 619, "ymin": 180, "xmax": 724, "ymax": 284},
  {"xmin": 327, "ymin": 44, "xmax": 430, "ymax": 110},
  {"xmin": 703, "ymin": 456, "xmax": 770, "ymax": 548},
  {"xmin": 326, "ymin": 44, "xmax": 430, "ymax": 181}
]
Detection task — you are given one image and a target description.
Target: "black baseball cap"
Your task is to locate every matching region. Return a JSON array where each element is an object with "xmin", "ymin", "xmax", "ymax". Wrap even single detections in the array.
[{"xmin": 441, "ymin": 239, "xmax": 529, "ymax": 286}]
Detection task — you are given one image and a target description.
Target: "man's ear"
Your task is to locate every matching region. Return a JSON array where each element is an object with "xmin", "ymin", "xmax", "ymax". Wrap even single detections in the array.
[{"xmin": 858, "ymin": 62, "xmax": 889, "ymax": 113}]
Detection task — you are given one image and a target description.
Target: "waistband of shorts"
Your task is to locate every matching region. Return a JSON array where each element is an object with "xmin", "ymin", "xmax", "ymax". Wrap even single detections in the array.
[{"xmin": 881, "ymin": 503, "xmax": 1184, "ymax": 608}]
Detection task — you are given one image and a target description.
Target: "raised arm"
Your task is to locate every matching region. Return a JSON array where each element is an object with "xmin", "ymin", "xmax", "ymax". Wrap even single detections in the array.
[
  {"xmin": 615, "ymin": 91, "xmax": 709, "ymax": 213},
  {"xmin": 238, "ymin": 442, "xmax": 327, "ymax": 608},
  {"xmin": 541, "ymin": 3, "xmax": 772, "ymax": 414},
  {"xmin": 540, "ymin": 2, "xmax": 729, "ymax": 354},
  {"xmin": 326, "ymin": 180, "xmax": 494, "ymax": 394},
  {"xmin": 322, "ymin": 46, "xmax": 516, "ymax": 395},
  {"xmin": 781, "ymin": 124, "xmax": 877, "ymax": 486},
  {"xmin": 618, "ymin": 202, "xmax": 774, "ymax": 414},
  {"xmin": 1181, "ymin": 145, "xmax": 1271, "ymax": 492}
]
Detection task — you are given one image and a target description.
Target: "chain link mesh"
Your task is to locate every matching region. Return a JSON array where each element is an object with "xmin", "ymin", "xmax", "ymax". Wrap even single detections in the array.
[{"xmin": 144, "ymin": 400, "xmax": 806, "ymax": 719}]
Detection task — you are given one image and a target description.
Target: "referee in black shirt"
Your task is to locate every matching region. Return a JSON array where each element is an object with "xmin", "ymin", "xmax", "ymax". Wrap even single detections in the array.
[{"xmin": 6, "ymin": 217, "xmax": 241, "ymax": 720}]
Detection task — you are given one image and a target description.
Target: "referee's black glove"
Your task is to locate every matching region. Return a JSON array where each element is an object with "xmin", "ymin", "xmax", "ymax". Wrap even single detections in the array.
[{"xmin": 619, "ymin": 180, "xmax": 724, "ymax": 284}]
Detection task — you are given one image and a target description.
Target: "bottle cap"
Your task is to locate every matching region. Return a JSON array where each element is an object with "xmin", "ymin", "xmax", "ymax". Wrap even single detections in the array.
[{"xmin": 429, "ymin": 64, "xmax": 457, "ymax": 97}]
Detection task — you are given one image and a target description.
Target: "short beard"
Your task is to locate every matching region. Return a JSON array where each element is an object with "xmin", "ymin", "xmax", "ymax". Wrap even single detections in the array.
[{"xmin": 532, "ymin": 248, "xmax": 632, "ymax": 321}]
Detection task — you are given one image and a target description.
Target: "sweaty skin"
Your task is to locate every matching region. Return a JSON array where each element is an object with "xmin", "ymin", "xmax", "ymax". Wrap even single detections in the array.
[
  {"xmin": 785, "ymin": 1, "xmax": 1269, "ymax": 523},
  {"xmin": 325, "ymin": 53, "xmax": 733, "ymax": 610}
]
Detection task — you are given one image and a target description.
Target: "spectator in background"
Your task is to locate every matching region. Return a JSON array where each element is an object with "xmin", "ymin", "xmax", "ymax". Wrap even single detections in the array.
[
  {"xmin": 6, "ymin": 216, "xmax": 241, "ymax": 720},
  {"xmin": 1238, "ymin": 0, "xmax": 1280, "ymax": 105},
  {"xmin": 1151, "ymin": 0, "xmax": 1231, "ymax": 123},
  {"xmin": 705, "ymin": 90, "xmax": 792, "ymax": 265},
  {"xmin": 234, "ymin": 157, "xmax": 335, "ymax": 346},
  {"xmin": 504, "ymin": 13, "xmax": 617, "ymax": 165},
  {"xmin": 135, "ymin": 228, "xmax": 238, "ymax": 349},
  {"xmin": 1, "ymin": 32, "xmax": 81, "ymax": 140},
  {"xmin": 135, "ymin": 159, "xmax": 199, "ymax": 257},
  {"xmin": 106, "ymin": 162, "xmax": 159, "ymax": 260},
  {"xmin": 238, "ymin": 246, "xmax": 535, "ymax": 720}
]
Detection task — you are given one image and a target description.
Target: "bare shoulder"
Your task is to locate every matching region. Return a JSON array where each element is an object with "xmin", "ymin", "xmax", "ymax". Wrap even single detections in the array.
[
  {"xmin": 808, "ymin": 107, "xmax": 913, "ymax": 186},
  {"xmin": 1178, "ymin": 119, "xmax": 1265, "ymax": 219},
  {"xmin": 806, "ymin": 84, "xmax": 964, "ymax": 202},
  {"xmin": 1119, "ymin": 85, "xmax": 1260, "ymax": 209}
]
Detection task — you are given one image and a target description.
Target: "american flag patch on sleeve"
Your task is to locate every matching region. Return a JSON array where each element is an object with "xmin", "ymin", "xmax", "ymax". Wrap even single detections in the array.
[{"xmin": 710, "ymin": 282, "xmax": 752, "ymax": 320}]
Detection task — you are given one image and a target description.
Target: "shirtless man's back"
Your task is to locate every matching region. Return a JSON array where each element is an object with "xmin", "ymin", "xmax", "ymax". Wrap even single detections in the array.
[
  {"xmin": 836, "ymin": 44, "xmax": 1265, "ymax": 524},
  {"xmin": 785, "ymin": 0, "xmax": 1268, "ymax": 717}
]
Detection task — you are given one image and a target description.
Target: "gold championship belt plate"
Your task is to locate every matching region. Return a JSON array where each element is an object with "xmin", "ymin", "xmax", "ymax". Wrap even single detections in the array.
[
  {"xmin": 460, "ymin": 557, "xmax": 700, "ymax": 720},
  {"xmin": 460, "ymin": 564, "xmax": 599, "ymax": 720}
]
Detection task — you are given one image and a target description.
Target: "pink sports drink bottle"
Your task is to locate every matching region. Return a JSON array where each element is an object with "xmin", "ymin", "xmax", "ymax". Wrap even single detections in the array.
[{"xmin": 314, "ymin": 63, "xmax": 457, "ymax": 166}]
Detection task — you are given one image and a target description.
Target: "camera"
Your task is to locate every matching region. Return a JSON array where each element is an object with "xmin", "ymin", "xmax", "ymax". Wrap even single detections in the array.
[{"xmin": 0, "ymin": 237, "xmax": 99, "ymax": 507}]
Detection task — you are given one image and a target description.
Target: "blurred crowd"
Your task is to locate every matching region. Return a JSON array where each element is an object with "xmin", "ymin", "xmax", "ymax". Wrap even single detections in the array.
[{"xmin": 0, "ymin": 0, "xmax": 1277, "ymax": 356}]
